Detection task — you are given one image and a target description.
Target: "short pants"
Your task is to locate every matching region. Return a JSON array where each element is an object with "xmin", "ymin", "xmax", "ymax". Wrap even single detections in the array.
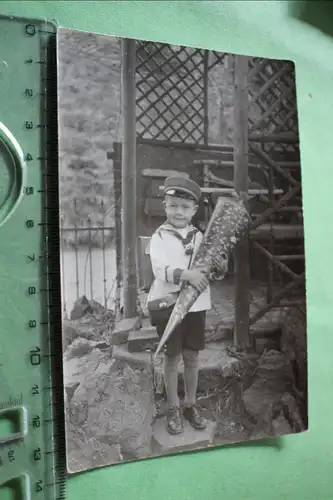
[{"xmin": 156, "ymin": 310, "xmax": 206, "ymax": 357}]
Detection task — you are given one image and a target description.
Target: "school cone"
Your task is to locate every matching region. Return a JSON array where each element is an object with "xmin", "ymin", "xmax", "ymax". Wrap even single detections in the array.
[{"xmin": 154, "ymin": 196, "xmax": 250, "ymax": 359}]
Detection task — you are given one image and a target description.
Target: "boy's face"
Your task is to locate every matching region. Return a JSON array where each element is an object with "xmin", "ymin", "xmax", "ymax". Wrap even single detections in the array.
[{"xmin": 163, "ymin": 194, "xmax": 198, "ymax": 228}]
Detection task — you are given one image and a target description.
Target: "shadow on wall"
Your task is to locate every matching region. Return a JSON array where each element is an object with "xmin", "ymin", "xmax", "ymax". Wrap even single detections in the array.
[{"xmin": 289, "ymin": 0, "xmax": 333, "ymax": 38}]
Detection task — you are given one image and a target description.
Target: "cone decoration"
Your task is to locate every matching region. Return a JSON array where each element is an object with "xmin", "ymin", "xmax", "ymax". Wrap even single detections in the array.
[{"xmin": 154, "ymin": 196, "xmax": 250, "ymax": 358}]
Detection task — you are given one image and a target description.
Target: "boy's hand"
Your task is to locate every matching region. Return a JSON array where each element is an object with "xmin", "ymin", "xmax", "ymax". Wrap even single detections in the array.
[{"xmin": 181, "ymin": 267, "xmax": 209, "ymax": 292}]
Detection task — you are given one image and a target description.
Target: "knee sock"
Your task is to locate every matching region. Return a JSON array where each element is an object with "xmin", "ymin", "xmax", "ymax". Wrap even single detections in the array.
[
  {"xmin": 163, "ymin": 353, "xmax": 180, "ymax": 408},
  {"xmin": 183, "ymin": 349, "xmax": 199, "ymax": 407}
]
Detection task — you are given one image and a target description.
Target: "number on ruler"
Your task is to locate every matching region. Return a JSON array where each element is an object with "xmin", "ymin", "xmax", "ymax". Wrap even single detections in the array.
[
  {"xmin": 36, "ymin": 480, "xmax": 43, "ymax": 493},
  {"xmin": 29, "ymin": 320, "xmax": 37, "ymax": 328},
  {"xmin": 28, "ymin": 286, "xmax": 36, "ymax": 295},
  {"xmin": 25, "ymin": 88, "xmax": 34, "ymax": 98},
  {"xmin": 8, "ymin": 450, "xmax": 15, "ymax": 462},
  {"xmin": 25, "ymin": 153, "xmax": 33, "ymax": 161},
  {"xmin": 28, "ymin": 253, "xmax": 36, "ymax": 262},
  {"xmin": 30, "ymin": 347, "xmax": 41, "ymax": 366},
  {"xmin": 26, "ymin": 220, "xmax": 34, "ymax": 228},
  {"xmin": 32, "ymin": 415, "xmax": 41, "ymax": 428},
  {"xmin": 25, "ymin": 24, "xmax": 36, "ymax": 37},
  {"xmin": 25, "ymin": 121, "xmax": 33, "ymax": 129},
  {"xmin": 34, "ymin": 448, "xmax": 42, "ymax": 461},
  {"xmin": 32, "ymin": 384, "xmax": 39, "ymax": 395},
  {"xmin": 25, "ymin": 187, "xmax": 34, "ymax": 195}
]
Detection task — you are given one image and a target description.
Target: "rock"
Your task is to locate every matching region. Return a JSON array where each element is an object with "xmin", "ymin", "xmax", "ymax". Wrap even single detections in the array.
[
  {"xmin": 89, "ymin": 299, "xmax": 108, "ymax": 315},
  {"xmin": 62, "ymin": 306, "xmax": 114, "ymax": 351},
  {"xmin": 253, "ymin": 336, "xmax": 281, "ymax": 355},
  {"xmin": 128, "ymin": 326, "xmax": 159, "ymax": 352},
  {"xmin": 64, "ymin": 338, "xmax": 94, "ymax": 360},
  {"xmin": 272, "ymin": 413, "xmax": 293, "ymax": 436},
  {"xmin": 152, "ymin": 418, "xmax": 217, "ymax": 455},
  {"xmin": 62, "ymin": 320, "xmax": 97, "ymax": 350},
  {"xmin": 205, "ymin": 325, "xmax": 233, "ymax": 343},
  {"xmin": 65, "ymin": 381, "xmax": 80, "ymax": 407},
  {"xmin": 85, "ymin": 354, "xmax": 154, "ymax": 459},
  {"xmin": 66, "ymin": 344, "xmax": 155, "ymax": 466},
  {"xmin": 70, "ymin": 296, "xmax": 93, "ymax": 320},
  {"xmin": 64, "ymin": 338, "xmax": 111, "ymax": 362},
  {"xmin": 66, "ymin": 349, "xmax": 112, "ymax": 426},
  {"xmin": 108, "ymin": 316, "xmax": 141, "ymax": 345},
  {"xmin": 67, "ymin": 437, "xmax": 123, "ymax": 474},
  {"xmin": 62, "ymin": 322, "xmax": 82, "ymax": 350},
  {"xmin": 243, "ymin": 350, "xmax": 298, "ymax": 427}
]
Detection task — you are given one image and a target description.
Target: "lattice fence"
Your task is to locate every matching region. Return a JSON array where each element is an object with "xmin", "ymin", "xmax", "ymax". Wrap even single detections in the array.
[
  {"xmin": 135, "ymin": 42, "xmax": 299, "ymax": 152},
  {"xmin": 248, "ymin": 57, "xmax": 299, "ymax": 153},
  {"xmin": 135, "ymin": 42, "xmax": 226, "ymax": 143}
]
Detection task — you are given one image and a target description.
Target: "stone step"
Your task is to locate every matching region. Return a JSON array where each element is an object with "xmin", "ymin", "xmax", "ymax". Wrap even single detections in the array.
[
  {"xmin": 128, "ymin": 326, "xmax": 159, "ymax": 353},
  {"xmin": 152, "ymin": 418, "xmax": 217, "ymax": 455},
  {"xmin": 112, "ymin": 341, "xmax": 241, "ymax": 394},
  {"xmin": 108, "ymin": 316, "xmax": 141, "ymax": 345},
  {"xmin": 154, "ymin": 341, "xmax": 241, "ymax": 394}
]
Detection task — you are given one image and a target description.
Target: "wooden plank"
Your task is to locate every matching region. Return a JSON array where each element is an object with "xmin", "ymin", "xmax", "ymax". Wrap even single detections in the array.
[
  {"xmin": 202, "ymin": 187, "xmax": 284, "ymax": 196},
  {"xmin": 276, "ymin": 254, "xmax": 304, "ymax": 261},
  {"xmin": 158, "ymin": 186, "xmax": 284, "ymax": 196},
  {"xmin": 136, "ymin": 138, "xmax": 234, "ymax": 152},
  {"xmin": 248, "ymin": 132, "xmax": 299, "ymax": 144},
  {"xmin": 233, "ymin": 55, "xmax": 250, "ymax": 350},
  {"xmin": 121, "ymin": 39, "xmax": 138, "ymax": 318},
  {"xmin": 142, "ymin": 168, "xmax": 189, "ymax": 179},
  {"xmin": 250, "ymin": 223, "xmax": 304, "ymax": 240}
]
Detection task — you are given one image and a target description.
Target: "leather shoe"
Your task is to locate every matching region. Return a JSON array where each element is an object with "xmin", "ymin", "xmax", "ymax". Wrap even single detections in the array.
[
  {"xmin": 166, "ymin": 405, "xmax": 183, "ymax": 434},
  {"xmin": 183, "ymin": 405, "xmax": 207, "ymax": 430}
]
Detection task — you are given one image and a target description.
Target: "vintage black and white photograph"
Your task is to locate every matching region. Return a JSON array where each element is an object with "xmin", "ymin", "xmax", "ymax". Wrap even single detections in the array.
[{"xmin": 57, "ymin": 28, "xmax": 307, "ymax": 474}]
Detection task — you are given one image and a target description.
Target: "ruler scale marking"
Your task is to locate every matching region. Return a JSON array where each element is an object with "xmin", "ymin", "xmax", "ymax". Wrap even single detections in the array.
[{"xmin": 0, "ymin": 16, "xmax": 66, "ymax": 500}]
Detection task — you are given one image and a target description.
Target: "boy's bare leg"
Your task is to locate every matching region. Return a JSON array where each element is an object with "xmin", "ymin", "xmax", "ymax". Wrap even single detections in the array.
[
  {"xmin": 163, "ymin": 353, "xmax": 183, "ymax": 434},
  {"xmin": 183, "ymin": 348, "xmax": 207, "ymax": 429},
  {"xmin": 183, "ymin": 348, "xmax": 199, "ymax": 406},
  {"xmin": 163, "ymin": 353, "xmax": 180, "ymax": 407}
]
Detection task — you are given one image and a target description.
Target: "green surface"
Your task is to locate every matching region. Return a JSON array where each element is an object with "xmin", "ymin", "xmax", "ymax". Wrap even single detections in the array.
[
  {"xmin": 0, "ymin": 15, "xmax": 57, "ymax": 500},
  {"xmin": 0, "ymin": 1, "xmax": 333, "ymax": 499}
]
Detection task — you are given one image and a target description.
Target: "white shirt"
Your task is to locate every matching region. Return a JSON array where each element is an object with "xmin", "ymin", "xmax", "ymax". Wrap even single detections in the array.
[{"xmin": 146, "ymin": 223, "xmax": 211, "ymax": 312}]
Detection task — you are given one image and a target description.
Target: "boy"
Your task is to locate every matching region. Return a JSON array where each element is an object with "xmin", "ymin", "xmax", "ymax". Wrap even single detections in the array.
[{"xmin": 147, "ymin": 176, "xmax": 217, "ymax": 435}]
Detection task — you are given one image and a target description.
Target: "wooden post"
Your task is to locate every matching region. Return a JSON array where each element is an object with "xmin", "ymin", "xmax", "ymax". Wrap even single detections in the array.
[
  {"xmin": 233, "ymin": 55, "xmax": 250, "ymax": 349},
  {"xmin": 203, "ymin": 51, "xmax": 210, "ymax": 224},
  {"xmin": 121, "ymin": 39, "xmax": 137, "ymax": 318}
]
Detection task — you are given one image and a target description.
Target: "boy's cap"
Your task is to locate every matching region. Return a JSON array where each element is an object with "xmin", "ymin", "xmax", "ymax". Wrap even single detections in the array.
[{"xmin": 164, "ymin": 176, "xmax": 201, "ymax": 203}]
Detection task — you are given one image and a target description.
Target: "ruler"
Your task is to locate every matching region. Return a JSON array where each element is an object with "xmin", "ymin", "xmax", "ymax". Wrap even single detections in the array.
[{"xmin": 0, "ymin": 15, "xmax": 66, "ymax": 500}]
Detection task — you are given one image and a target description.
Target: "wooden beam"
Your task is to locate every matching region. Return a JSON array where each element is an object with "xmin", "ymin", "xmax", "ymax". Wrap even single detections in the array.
[
  {"xmin": 233, "ymin": 55, "xmax": 250, "ymax": 350},
  {"xmin": 142, "ymin": 169, "xmax": 189, "ymax": 179},
  {"xmin": 136, "ymin": 138, "xmax": 234, "ymax": 152},
  {"xmin": 250, "ymin": 143, "xmax": 300, "ymax": 187},
  {"xmin": 275, "ymin": 254, "xmax": 304, "ymax": 261},
  {"xmin": 252, "ymin": 241, "xmax": 299, "ymax": 280},
  {"xmin": 121, "ymin": 39, "xmax": 138, "ymax": 318},
  {"xmin": 248, "ymin": 132, "xmax": 299, "ymax": 144},
  {"xmin": 158, "ymin": 185, "xmax": 283, "ymax": 196},
  {"xmin": 250, "ymin": 223, "xmax": 304, "ymax": 240},
  {"xmin": 251, "ymin": 185, "xmax": 300, "ymax": 229},
  {"xmin": 202, "ymin": 187, "xmax": 284, "ymax": 196}
]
